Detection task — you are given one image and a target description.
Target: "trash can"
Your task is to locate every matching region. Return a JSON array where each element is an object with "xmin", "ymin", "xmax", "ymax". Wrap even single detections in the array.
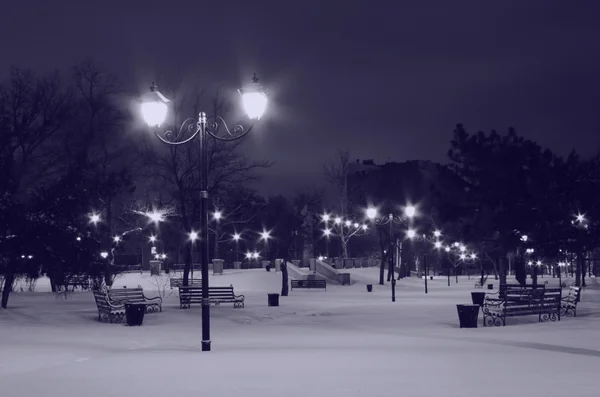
[
  {"xmin": 487, "ymin": 284, "xmax": 494, "ymax": 290},
  {"xmin": 456, "ymin": 304, "xmax": 479, "ymax": 328},
  {"xmin": 471, "ymin": 292, "xmax": 486, "ymax": 306},
  {"xmin": 125, "ymin": 303, "xmax": 146, "ymax": 326},
  {"xmin": 268, "ymin": 293, "xmax": 279, "ymax": 307},
  {"xmin": 366, "ymin": 284, "xmax": 373, "ymax": 292}
]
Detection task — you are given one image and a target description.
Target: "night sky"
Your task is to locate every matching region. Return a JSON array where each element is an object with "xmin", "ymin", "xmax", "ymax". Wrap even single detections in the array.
[{"xmin": 2, "ymin": 1, "xmax": 600, "ymax": 194}]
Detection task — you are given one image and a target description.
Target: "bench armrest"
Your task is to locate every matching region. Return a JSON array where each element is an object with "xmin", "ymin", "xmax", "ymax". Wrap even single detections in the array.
[
  {"xmin": 142, "ymin": 294, "xmax": 163, "ymax": 303},
  {"xmin": 234, "ymin": 293, "xmax": 245, "ymax": 300}
]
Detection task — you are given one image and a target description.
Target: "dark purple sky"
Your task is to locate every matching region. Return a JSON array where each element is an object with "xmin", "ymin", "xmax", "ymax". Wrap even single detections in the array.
[{"xmin": 2, "ymin": 1, "xmax": 600, "ymax": 194}]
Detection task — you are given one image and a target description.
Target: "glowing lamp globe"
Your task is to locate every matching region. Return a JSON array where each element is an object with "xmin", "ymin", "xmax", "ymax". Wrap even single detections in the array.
[
  {"xmin": 366, "ymin": 207, "xmax": 377, "ymax": 220},
  {"xmin": 407, "ymin": 229, "xmax": 416, "ymax": 239},
  {"xmin": 141, "ymin": 82, "xmax": 171, "ymax": 127},
  {"xmin": 141, "ymin": 101, "xmax": 168, "ymax": 127},
  {"xmin": 239, "ymin": 74, "xmax": 267, "ymax": 120}
]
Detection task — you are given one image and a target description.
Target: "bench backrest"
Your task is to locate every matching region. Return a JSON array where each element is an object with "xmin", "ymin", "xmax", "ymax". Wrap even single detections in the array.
[
  {"xmin": 108, "ymin": 288, "xmax": 145, "ymax": 302},
  {"xmin": 179, "ymin": 285, "xmax": 236, "ymax": 299},
  {"xmin": 500, "ymin": 284, "xmax": 544, "ymax": 300},
  {"xmin": 93, "ymin": 291, "xmax": 115, "ymax": 312},
  {"xmin": 291, "ymin": 279, "xmax": 326, "ymax": 286}
]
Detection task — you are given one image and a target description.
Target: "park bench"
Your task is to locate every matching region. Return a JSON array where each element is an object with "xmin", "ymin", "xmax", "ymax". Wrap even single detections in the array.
[
  {"xmin": 178, "ymin": 285, "xmax": 245, "ymax": 309},
  {"xmin": 290, "ymin": 279, "xmax": 327, "ymax": 291},
  {"xmin": 107, "ymin": 287, "xmax": 162, "ymax": 313},
  {"xmin": 170, "ymin": 277, "xmax": 202, "ymax": 289},
  {"xmin": 56, "ymin": 275, "xmax": 91, "ymax": 292},
  {"xmin": 561, "ymin": 286, "xmax": 582, "ymax": 317},
  {"xmin": 92, "ymin": 290, "xmax": 125, "ymax": 323},
  {"xmin": 483, "ymin": 284, "xmax": 561, "ymax": 326}
]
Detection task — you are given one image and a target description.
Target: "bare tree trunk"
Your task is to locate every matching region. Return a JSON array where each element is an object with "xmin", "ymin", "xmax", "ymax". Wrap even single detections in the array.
[
  {"xmin": 213, "ymin": 224, "xmax": 220, "ymax": 259},
  {"xmin": 340, "ymin": 227, "xmax": 349, "ymax": 258},
  {"xmin": 1, "ymin": 261, "xmax": 16, "ymax": 308},
  {"xmin": 281, "ymin": 262, "xmax": 289, "ymax": 296},
  {"xmin": 499, "ymin": 255, "xmax": 507, "ymax": 286},
  {"xmin": 104, "ymin": 198, "xmax": 114, "ymax": 287},
  {"xmin": 183, "ymin": 245, "xmax": 192, "ymax": 286},
  {"xmin": 575, "ymin": 251, "xmax": 583, "ymax": 287}
]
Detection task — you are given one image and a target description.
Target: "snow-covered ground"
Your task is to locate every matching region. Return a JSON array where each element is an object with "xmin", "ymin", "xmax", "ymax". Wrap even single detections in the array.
[{"xmin": 1, "ymin": 268, "xmax": 599, "ymax": 397}]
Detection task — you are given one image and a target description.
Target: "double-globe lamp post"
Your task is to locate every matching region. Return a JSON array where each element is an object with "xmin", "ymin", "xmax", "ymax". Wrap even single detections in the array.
[
  {"xmin": 366, "ymin": 205, "xmax": 416, "ymax": 302},
  {"xmin": 140, "ymin": 74, "xmax": 268, "ymax": 352}
]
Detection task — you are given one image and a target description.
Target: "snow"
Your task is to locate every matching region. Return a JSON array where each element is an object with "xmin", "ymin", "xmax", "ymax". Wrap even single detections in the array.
[{"xmin": 1, "ymin": 268, "xmax": 600, "ymax": 396}]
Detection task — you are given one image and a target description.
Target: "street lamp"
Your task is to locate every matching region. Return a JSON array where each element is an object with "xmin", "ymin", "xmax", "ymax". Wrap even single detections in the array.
[
  {"xmin": 365, "ymin": 207, "xmax": 415, "ymax": 302},
  {"xmin": 232, "ymin": 232, "xmax": 242, "ymax": 261},
  {"xmin": 140, "ymin": 74, "xmax": 267, "ymax": 352},
  {"xmin": 88, "ymin": 212, "xmax": 101, "ymax": 225}
]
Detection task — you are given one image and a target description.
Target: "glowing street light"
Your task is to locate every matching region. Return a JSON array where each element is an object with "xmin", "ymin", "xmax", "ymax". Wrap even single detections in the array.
[
  {"xmin": 575, "ymin": 213, "xmax": 586, "ymax": 223},
  {"xmin": 189, "ymin": 231, "xmax": 199, "ymax": 241},
  {"xmin": 100, "ymin": 251, "xmax": 109, "ymax": 259},
  {"xmin": 366, "ymin": 207, "xmax": 378, "ymax": 220},
  {"xmin": 76, "ymin": 236, "xmax": 82, "ymax": 242},
  {"xmin": 240, "ymin": 74, "xmax": 268, "ymax": 120},
  {"xmin": 404, "ymin": 205, "xmax": 416, "ymax": 218},
  {"xmin": 321, "ymin": 213, "xmax": 330, "ymax": 222},
  {"xmin": 213, "ymin": 211, "xmax": 223, "ymax": 221},
  {"xmin": 323, "ymin": 228, "xmax": 332, "ymax": 237},
  {"xmin": 88, "ymin": 212, "xmax": 101, "ymax": 225},
  {"xmin": 344, "ymin": 220, "xmax": 351, "ymax": 227},
  {"xmin": 445, "ymin": 246, "xmax": 451, "ymax": 252},
  {"xmin": 361, "ymin": 224, "xmax": 368, "ymax": 231},
  {"xmin": 434, "ymin": 241, "xmax": 442, "ymax": 249},
  {"xmin": 334, "ymin": 217, "xmax": 342, "ymax": 224},
  {"xmin": 149, "ymin": 235, "xmax": 157, "ymax": 243},
  {"xmin": 470, "ymin": 253, "xmax": 477, "ymax": 260},
  {"xmin": 521, "ymin": 234, "xmax": 528, "ymax": 242},
  {"xmin": 146, "ymin": 210, "xmax": 165, "ymax": 225},
  {"xmin": 406, "ymin": 229, "xmax": 416, "ymax": 239},
  {"xmin": 259, "ymin": 230, "xmax": 271, "ymax": 241},
  {"xmin": 433, "ymin": 230, "xmax": 442, "ymax": 238},
  {"xmin": 113, "ymin": 236, "xmax": 121, "ymax": 243},
  {"xmin": 232, "ymin": 233, "xmax": 241, "ymax": 241}
]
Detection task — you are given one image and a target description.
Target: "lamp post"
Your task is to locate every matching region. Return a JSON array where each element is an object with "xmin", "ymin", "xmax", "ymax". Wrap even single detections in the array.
[
  {"xmin": 232, "ymin": 233, "xmax": 241, "ymax": 262},
  {"xmin": 140, "ymin": 74, "xmax": 267, "ymax": 352},
  {"xmin": 366, "ymin": 205, "xmax": 416, "ymax": 302}
]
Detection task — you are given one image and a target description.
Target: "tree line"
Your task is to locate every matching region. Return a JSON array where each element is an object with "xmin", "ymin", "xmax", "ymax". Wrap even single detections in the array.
[{"xmin": 1, "ymin": 62, "xmax": 598, "ymax": 308}]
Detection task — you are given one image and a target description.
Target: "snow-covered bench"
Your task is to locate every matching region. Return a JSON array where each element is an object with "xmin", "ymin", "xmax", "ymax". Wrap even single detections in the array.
[
  {"xmin": 561, "ymin": 286, "xmax": 581, "ymax": 317},
  {"xmin": 107, "ymin": 287, "xmax": 162, "ymax": 313},
  {"xmin": 483, "ymin": 285, "xmax": 561, "ymax": 326},
  {"xmin": 178, "ymin": 285, "xmax": 244, "ymax": 309},
  {"xmin": 92, "ymin": 290, "xmax": 125, "ymax": 323}
]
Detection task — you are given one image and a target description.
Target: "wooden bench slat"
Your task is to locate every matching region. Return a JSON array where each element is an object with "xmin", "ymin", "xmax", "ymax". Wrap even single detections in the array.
[
  {"xmin": 483, "ymin": 284, "xmax": 562, "ymax": 326},
  {"xmin": 178, "ymin": 285, "xmax": 244, "ymax": 308}
]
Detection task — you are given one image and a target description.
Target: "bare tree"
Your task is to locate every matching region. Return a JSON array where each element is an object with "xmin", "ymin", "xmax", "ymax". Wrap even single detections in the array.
[
  {"xmin": 0, "ymin": 68, "xmax": 71, "ymax": 308},
  {"xmin": 210, "ymin": 191, "xmax": 258, "ymax": 258},
  {"xmin": 68, "ymin": 61, "xmax": 134, "ymax": 286},
  {"xmin": 323, "ymin": 150, "xmax": 352, "ymax": 257}
]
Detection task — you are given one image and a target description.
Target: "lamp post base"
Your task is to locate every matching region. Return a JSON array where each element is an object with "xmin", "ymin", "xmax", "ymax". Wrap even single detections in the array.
[{"xmin": 202, "ymin": 340, "xmax": 211, "ymax": 351}]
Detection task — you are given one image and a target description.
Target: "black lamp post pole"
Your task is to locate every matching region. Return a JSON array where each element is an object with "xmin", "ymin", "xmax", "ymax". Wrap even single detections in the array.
[
  {"xmin": 389, "ymin": 215, "xmax": 395, "ymax": 302},
  {"xmin": 198, "ymin": 112, "xmax": 212, "ymax": 352},
  {"xmin": 424, "ymin": 254, "xmax": 428, "ymax": 294}
]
